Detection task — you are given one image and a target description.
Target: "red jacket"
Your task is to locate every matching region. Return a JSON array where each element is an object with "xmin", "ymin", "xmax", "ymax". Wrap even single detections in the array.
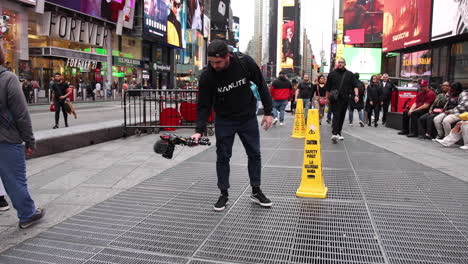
[{"xmin": 270, "ymin": 77, "xmax": 293, "ymax": 100}]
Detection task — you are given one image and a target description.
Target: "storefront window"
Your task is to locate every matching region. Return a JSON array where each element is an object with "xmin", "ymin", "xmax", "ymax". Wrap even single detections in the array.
[
  {"xmin": 450, "ymin": 41, "xmax": 468, "ymax": 86},
  {"xmin": 3, "ymin": 8, "xmax": 20, "ymax": 74}
]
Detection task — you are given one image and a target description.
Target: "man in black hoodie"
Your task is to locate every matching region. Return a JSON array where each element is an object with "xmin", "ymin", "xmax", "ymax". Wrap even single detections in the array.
[
  {"xmin": 191, "ymin": 39, "xmax": 273, "ymax": 212},
  {"xmin": 325, "ymin": 58, "xmax": 360, "ymax": 143},
  {"xmin": 379, "ymin": 73, "xmax": 395, "ymax": 125}
]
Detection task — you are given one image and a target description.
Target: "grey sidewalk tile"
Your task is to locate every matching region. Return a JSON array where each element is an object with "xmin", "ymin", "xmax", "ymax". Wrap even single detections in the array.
[
  {"xmin": 81, "ymin": 165, "xmax": 139, "ymax": 188},
  {"xmin": 40, "ymin": 170, "xmax": 101, "ymax": 190},
  {"xmin": 54, "ymin": 187, "xmax": 123, "ymax": 206}
]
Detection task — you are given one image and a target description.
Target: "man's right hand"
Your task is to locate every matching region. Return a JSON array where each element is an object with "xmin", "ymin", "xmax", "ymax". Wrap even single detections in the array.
[{"xmin": 191, "ymin": 133, "xmax": 202, "ymax": 143}]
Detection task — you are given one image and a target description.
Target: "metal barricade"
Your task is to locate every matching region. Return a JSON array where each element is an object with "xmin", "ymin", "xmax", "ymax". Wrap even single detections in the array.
[{"xmin": 123, "ymin": 89, "xmax": 215, "ymax": 136}]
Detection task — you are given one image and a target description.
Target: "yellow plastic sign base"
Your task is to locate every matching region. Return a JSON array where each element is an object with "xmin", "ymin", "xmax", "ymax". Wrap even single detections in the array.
[
  {"xmin": 291, "ymin": 99, "xmax": 306, "ymax": 139},
  {"xmin": 296, "ymin": 109, "xmax": 328, "ymax": 199}
]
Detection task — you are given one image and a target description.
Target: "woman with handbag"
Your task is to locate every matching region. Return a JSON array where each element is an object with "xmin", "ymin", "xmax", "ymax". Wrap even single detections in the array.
[
  {"xmin": 348, "ymin": 73, "xmax": 365, "ymax": 127},
  {"xmin": 313, "ymin": 75, "xmax": 327, "ymax": 125}
]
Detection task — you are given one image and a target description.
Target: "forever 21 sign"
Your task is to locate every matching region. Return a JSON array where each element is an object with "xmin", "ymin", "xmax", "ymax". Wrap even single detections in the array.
[{"xmin": 41, "ymin": 12, "xmax": 110, "ymax": 48}]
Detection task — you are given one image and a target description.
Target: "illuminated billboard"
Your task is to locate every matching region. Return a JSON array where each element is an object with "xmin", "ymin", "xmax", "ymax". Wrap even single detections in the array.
[
  {"xmin": 382, "ymin": 0, "xmax": 432, "ymax": 52},
  {"xmin": 432, "ymin": 0, "xmax": 468, "ymax": 41},
  {"xmin": 186, "ymin": 0, "xmax": 204, "ymax": 33},
  {"xmin": 144, "ymin": 0, "xmax": 185, "ymax": 48},
  {"xmin": 277, "ymin": 0, "xmax": 299, "ymax": 75},
  {"xmin": 343, "ymin": 47, "xmax": 382, "ymax": 80},
  {"xmin": 343, "ymin": 0, "xmax": 383, "ymax": 44},
  {"xmin": 401, "ymin": 50, "xmax": 432, "ymax": 77},
  {"xmin": 46, "ymin": 0, "xmax": 124, "ymax": 23}
]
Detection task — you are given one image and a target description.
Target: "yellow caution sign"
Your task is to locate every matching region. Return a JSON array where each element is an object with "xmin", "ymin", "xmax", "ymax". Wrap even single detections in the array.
[
  {"xmin": 291, "ymin": 99, "xmax": 306, "ymax": 138},
  {"xmin": 296, "ymin": 109, "xmax": 328, "ymax": 198}
]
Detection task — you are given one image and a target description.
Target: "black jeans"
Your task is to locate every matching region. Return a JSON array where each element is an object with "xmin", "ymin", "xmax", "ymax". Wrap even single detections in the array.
[
  {"xmin": 54, "ymin": 100, "xmax": 68, "ymax": 126},
  {"xmin": 215, "ymin": 115, "xmax": 261, "ymax": 191},
  {"xmin": 331, "ymin": 99, "xmax": 349, "ymax": 135},
  {"xmin": 367, "ymin": 102, "xmax": 380, "ymax": 124},
  {"xmin": 402, "ymin": 109, "xmax": 428, "ymax": 134},
  {"xmin": 418, "ymin": 112, "xmax": 437, "ymax": 137},
  {"xmin": 381, "ymin": 100, "xmax": 390, "ymax": 123}
]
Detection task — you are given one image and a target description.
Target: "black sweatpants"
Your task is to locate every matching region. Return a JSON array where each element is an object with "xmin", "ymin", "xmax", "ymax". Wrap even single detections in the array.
[
  {"xmin": 418, "ymin": 112, "xmax": 437, "ymax": 137},
  {"xmin": 402, "ymin": 109, "xmax": 428, "ymax": 134},
  {"xmin": 381, "ymin": 100, "xmax": 390, "ymax": 123},
  {"xmin": 54, "ymin": 100, "xmax": 68, "ymax": 126},
  {"xmin": 331, "ymin": 99, "xmax": 349, "ymax": 136}
]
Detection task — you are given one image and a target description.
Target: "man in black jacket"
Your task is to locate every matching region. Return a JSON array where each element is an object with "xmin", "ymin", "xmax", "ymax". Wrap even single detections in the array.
[
  {"xmin": 295, "ymin": 74, "xmax": 313, "ymax": 121},
  {"xmin": 191, "ymin": 39, "xmax": 273, "ymax": 211},
  {"xmin": 379, "ymin": 73, "xmax": 395, "ymax": 125},
  {"xmin": 325, "ymin": 58, "xmax": 360, "ymax": 143}
]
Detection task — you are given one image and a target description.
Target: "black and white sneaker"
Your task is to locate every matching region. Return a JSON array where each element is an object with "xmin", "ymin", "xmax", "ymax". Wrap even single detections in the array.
[
  {"xmin": 0, "ymin": 196, "xmax": 9, "ymax": 211},
  {"xmin": 331, "ymin": 135, "xmax": 338, "ymax": 144},
  {"xmin": 213, "ymin": 195, "xmax": 229, "ymax": 212},
  {"xmin": 19, "ymin": 208, "xmax": 45, "ymax": 229},
  {"xmin": 250, "ymin": 191, "xmax": 273, "ymax": 207}
]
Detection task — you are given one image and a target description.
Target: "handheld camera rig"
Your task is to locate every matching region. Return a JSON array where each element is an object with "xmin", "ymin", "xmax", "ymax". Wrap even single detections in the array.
[{"xmin": 153, "ymin": 134, "xmax": 211, "ymax": 159}]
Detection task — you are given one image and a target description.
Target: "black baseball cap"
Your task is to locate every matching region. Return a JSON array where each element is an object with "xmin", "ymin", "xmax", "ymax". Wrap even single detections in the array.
[
  {"xmin": 279, "ymin": 71, "xmax": 286, "ymax": 75},
  {"xmin": 207, "ymin": 39, "xmax": 229, "ymax": 57}
]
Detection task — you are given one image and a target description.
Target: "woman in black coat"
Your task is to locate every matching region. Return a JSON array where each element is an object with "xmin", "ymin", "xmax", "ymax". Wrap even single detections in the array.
[
  {"xmin": 348, "ymin": 73, "xmax": 365, "ymax": 127},
  {"xmin": 366, "ymin": 75, "xmax": 382, "ymax": 127}
]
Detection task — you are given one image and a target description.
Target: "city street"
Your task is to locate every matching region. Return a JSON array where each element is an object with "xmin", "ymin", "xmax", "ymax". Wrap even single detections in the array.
[{"xmin": 29, "ymin": 101, "xmax": 124, "ymax": 132}]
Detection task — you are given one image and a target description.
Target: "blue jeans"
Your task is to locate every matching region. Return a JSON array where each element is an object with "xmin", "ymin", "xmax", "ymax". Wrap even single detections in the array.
[
  {"xmin": 348, "ymin": 105, "xmax": 363, "ymax": 123},
  {"xmin": 302, "ymin": 99, "xmax": 311, "ymax": 121},
  {"xmin": 0, "ymin": 143, "xmax": 36, "ymax": 221},
  {"xmin": 273, "ymin": 100, "xmax": 288, "ymax": 122},
  {"xmin": 215, "ymin": 115, "xmax": 261, "ymax": 190}
]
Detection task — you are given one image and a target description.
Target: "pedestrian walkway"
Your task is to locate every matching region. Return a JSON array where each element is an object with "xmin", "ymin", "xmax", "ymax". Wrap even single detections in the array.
[{"xmin": 0, "ymin": 116, "xmax": 467, "ymax": 264}]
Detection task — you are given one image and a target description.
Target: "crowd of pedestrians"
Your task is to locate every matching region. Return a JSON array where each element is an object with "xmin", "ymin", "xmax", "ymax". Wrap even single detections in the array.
[{"xmin": 267, "ymin": 58, "xmax": 468, "ymax": 149}]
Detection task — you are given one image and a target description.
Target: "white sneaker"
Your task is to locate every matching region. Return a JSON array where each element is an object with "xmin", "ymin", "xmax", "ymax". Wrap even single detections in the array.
[
  {"xmin": 435, "ymin": 138, "xmax": 449, "ymax": 147},
  {"xmin": 280, "ymin": 122, "xmax": 284, "ymax": 126},
  {"xmin": 273, "ymin": 118, "xmax": 278, "ymax": 125},
  {"xmin": 460, "ymin": 146, "xmax": 468, "ymax": 150},
  {"xmin": 349, "ymin": 123, "xmax": 353, "ymax": 126},
  {"xmin": 331, "ymin": 135, "xmax": 338, "ymax": 144},
  {"xmin": 338, "ymin": 134, "xmax": 344, "ymax": 140}
]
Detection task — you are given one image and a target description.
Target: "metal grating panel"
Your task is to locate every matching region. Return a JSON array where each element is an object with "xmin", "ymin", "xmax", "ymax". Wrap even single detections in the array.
[{"xmin": 85, "ymin": 248, "xmax": 187, "ymax": 264}]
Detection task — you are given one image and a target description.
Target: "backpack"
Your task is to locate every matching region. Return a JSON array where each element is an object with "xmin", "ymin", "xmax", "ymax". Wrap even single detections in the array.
[{"xmin": 0, "ymin": 69, "xmax": 14, "ymax": 129}]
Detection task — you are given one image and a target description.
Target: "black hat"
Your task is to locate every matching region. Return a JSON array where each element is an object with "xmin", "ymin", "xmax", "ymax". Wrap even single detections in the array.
[
  {"xmin": 279, "ymin": 71, "xmax": 286, "ymax": 75},
  {"xmin": 207, "ymin": 39, "xmax": 229, "ymax": 57}
]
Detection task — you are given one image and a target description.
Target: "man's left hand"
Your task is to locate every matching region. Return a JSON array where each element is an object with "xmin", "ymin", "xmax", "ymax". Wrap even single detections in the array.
[{"xmin": 261, "ymin": 115, "xmax": 273, "ymax": 131}]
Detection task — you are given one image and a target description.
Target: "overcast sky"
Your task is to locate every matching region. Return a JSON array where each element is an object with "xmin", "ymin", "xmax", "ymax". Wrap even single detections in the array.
[{"xmin": 231, "ymin": 0, "xmax": 337, "ymax": 72}]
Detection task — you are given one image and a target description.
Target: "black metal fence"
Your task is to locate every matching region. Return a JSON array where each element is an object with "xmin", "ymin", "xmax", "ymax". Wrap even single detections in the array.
[{"xmin": 123, "ymin": 89, "xmax": 214, "ymax": 136}]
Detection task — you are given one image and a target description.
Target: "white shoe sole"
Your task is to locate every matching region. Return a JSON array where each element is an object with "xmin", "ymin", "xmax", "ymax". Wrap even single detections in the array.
[
  {"xmin": 213, "ymin": 201, "xmax": 229, "ymax": 212},
  {"xmin": 0, "ymin": 205, "xmax": 9, "ymax": 211},
  {"xmin": 250, "ymin": 197, "xmax": 273, "ymax": 207}
]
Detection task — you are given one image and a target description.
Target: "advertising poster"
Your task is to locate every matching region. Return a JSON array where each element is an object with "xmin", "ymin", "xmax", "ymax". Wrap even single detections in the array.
[
  {"xmin": 46, "ymin": 0, "xmax": 124, "ymax": 23},
  {"xmin": 203, "ymin": 14, "xmax": 210, "ymax": 39},
  {"xmin": 343, "ymin": 47, "xmax": 382, "ymax": 80},
  {"xmin": 186, "ymin": 0, "xmax": 204, "ymax": 33},
  {"xmin": 432, "ymin": 0, "xmax": 468, "ymax": 41},
  {"xmin": 382, "ymin": 0, "xmax": 432, "ymax": 52},
  {"xmin": 401, "ymin": 50, "xmax": 431, "ymax": 77},
  {"xmin": 144, "ymin": 0, "xmax": 184, "ymax": 48},
  {"xmin": 210, "ymin": 0, "xmax": 230, "ymax": 31},
  {"xmin": 278, "ymin": 0, "xmax": 297, "ymax": 73},
  {"xmin": 343, "ymin": 0, "xmax": 383, "ymax": 44},
  {"xmin": 232, "ymin": 16, "xmax": 240, "ymax": 50}
]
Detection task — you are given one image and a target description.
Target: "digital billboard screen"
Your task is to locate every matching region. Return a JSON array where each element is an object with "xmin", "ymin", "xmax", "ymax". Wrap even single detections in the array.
[
  {"xmin": 278, "ymin": 0, "xmax": 299, "ymax": 75},
  {"xmin": 382, "ymin": 0, "xmax": 432, "ymax": 52},
  {"xmin": 46, "ymin": 0, "xmax": 124, "ymax": 23},
  {"xmin": 186, "ymin": 0, "xmax": 204, "ymax": 33},
  {"xmin": 210, "ymin": 0, "xmax": 230, "ymax": 31},
  {"xmin": 343, "ymin": 0, "xmax": 383, "ymax": 44},
  {"xmin": 343, "ymin": 47, "xmax": 382, "ymax": 80},
  {"xmin": 401, "ymin": 50, "xmax": 432, "ymax": 77},
  {"xmin": 432, "ymin": 0, "xmax": 468, "ymax": 41},
  {"xmin": 144, "ymin": 0, "xmax": 184, "ymax": 48}
]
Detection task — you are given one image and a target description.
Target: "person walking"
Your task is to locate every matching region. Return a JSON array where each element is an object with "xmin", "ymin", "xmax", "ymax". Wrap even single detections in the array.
[
  {"xmin": 325, "ymin": 58, "xmax": 360, "ymax": 143},
  {"xmin": 191, "ymin": 39, "xmax": 273, "ymax": 212},
  {"xmin": 270, "ymin": 71, "xmax": 293, "ymax": 126},
  {"xmin": 348, "ymin": 73, "xmax": 365, "ymax": 127},
  {"xmin": 379, "ymin": 73, "xmax": 396, "ymax": 125},
  {"xmin": 50, "ymin": 73, "xmax": 72, "ymax": 129},
  {"xmin": 0, "ymin": 46, "xmax": 45, "ymax": 228},
  {"xmin": 366, "ymin": 75, "xmax": 382, "ymax": 127},
  {"xmin": 313, "ymin": 75, "xmax": 327, "ymax": 125},
  {"xmin": 295, "ymin": 74, "xmax": 314, "ymax": 121},
  {"xmin": 22, "ymin": 79, "xmax": 33, "ymax": 104}
]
